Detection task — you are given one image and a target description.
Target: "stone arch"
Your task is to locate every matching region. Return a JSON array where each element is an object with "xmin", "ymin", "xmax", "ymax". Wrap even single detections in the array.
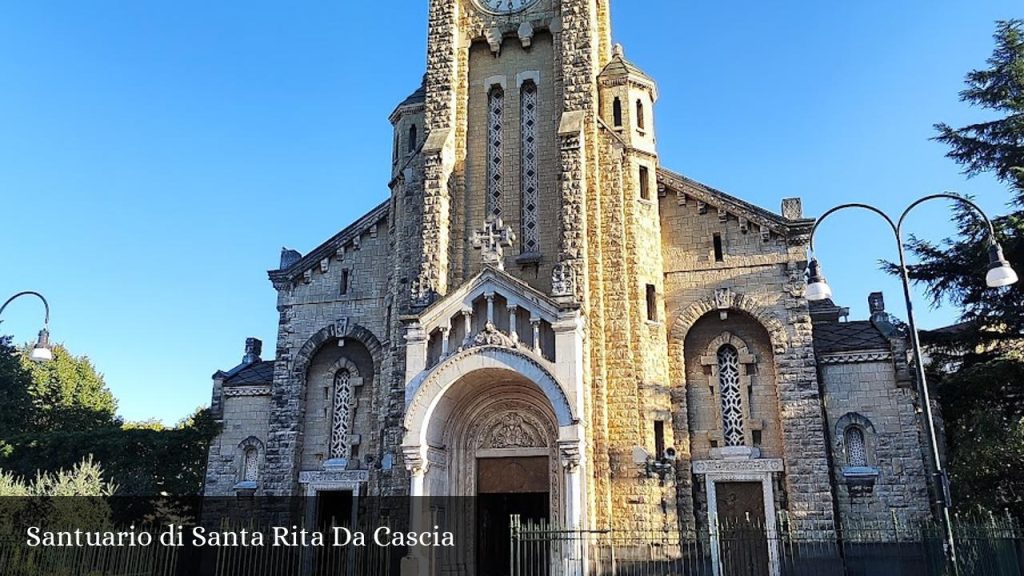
[
  {"xmin": 703, "ymin": 331, "xmax": 754, "ymax": 361},
  {"xmin": 292, "ymin": 320, "xmax": 383, "ymax": 378},
  {"xmin": 237, "ymin": 436, "xmax": 264, "ymax": 484},
  {"xmin": 671, "ymin": 299, "xmax": 786, "ymax": 465},
  {"xmin": 670, "ymin": 289, "xmax": 789, "ymax": 355},
  {"xmin": 404, "ymin": 345, "xmax": 575, "ymax": 449},
  {"xmin": 834, "ymin": 412, "xmax": 878, "ymax": 467}
]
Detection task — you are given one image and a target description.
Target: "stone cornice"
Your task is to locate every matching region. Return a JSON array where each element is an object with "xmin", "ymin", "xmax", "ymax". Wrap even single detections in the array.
[
  {"xmin": 223, "ymin": 385, "xmax": 271, "ymax": 397},
  {"xmin": 267, "ymin": 200, "xmax": 390, "ymax": 287},
  {"xmin": 657, "ymin": 167, "xmax": 815, "ymax": 244},
  {"xmin": 817, "ymin": 350, "xmax": 893, "ymax": 365},
  {"xmin": 692, "ymin": 458, "xmax": 784, "ymax": 474}
]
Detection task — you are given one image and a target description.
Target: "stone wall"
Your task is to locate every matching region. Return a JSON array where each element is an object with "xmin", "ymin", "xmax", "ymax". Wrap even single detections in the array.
[
  {"xmin": 819, "ymin": 358, "xmax": 931, "ymax": 524},
  {"xmin": 262, "ymin": 211, "xmax": 392, "ymax": 496},
  {"xmin": 204, "ymin": 392, "xmax": 272, "ymax": 495},
  {"xmin": 661, "ymin": 188, "xmax": 836, "ymax": 530},
  {"xmin": 462, "ymin": 32, "xmax": 559, "ymax": 290}
]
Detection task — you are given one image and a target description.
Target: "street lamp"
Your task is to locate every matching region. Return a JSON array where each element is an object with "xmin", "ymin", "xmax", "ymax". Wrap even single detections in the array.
[
  {"xmin": 805, "ymin": 193, "xmax": 1018, "ymax": 572},
  {"xmin": 0, "ymin": 291, "xmax": 53, "ymax": 362}
]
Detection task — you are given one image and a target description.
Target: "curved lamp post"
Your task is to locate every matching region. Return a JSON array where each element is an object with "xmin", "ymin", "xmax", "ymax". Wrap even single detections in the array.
[
  {"xmin": 806, "ymin": 193, "xmax": 1018, "ymax": 571},
  {"xmin": 0, "ymin": 291, "xmax": 53, "ymax": 362}
]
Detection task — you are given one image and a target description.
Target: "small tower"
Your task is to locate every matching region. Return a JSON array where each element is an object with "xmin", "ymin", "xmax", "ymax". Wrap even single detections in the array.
[
  {"xmin": 598, "ymin": 44, "xmax": 659, "ymax": 156},
  {"xmin": 389, "ymin": 78, "xmax": 426, "ymax": 180}
]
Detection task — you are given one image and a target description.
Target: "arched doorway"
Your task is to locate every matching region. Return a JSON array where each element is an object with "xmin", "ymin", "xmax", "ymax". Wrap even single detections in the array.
[
  {"xmin": 403, "ymin": 346, "xmax": 583, "ymax": 576},
  {"xmin": 438, "ymin": 369, "xmax": 558, "ymax": 576}
]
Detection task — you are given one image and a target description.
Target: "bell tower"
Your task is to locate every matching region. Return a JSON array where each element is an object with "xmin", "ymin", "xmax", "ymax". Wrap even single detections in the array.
[{"xmin": 408, "ymin": 0, "xmax": 613, "ymax": 304}]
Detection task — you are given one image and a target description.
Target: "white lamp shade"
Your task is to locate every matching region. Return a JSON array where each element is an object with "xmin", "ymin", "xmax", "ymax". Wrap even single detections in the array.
[
  {"xmin": 29, "ymin": 346, "xmax": 53, "ymax": 362},
  {"xmin": 805, "ymin": 280, "xmax": 833, "ymax": 301},
  {"xmin": 987, "ymin": 264, "xmax": 1019, "ymax": 288}
]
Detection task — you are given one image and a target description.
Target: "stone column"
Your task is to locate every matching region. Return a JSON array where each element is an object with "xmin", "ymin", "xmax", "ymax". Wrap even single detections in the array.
[
  {"xmin": 404, "ymin": 323, "xmax": 429, "ymax": 386},
  {"xmin": 508, "ymin": 304, "xmax": 519, "ymax": 343},
  {"xmin": 401, "ymin": 447, "xmax": 431, "ymax": 576},
  {"xmin": 559, "ymin": 438, "xmax": 585, "ymax": 576}
]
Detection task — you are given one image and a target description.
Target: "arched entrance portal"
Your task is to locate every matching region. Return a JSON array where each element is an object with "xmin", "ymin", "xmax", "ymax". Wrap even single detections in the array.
[
  {"xmin": 438, "ymin": 370, "xmax": 558, "ymax": 576},
  {"xmin": 403, "ymin": 346, "xmax": 584, "ymax": 576}
]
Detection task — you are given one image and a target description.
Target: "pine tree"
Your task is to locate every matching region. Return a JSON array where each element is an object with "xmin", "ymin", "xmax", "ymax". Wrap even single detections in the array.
[{"xmin": 908, "ymin": 19, "xmax": 1024, "ymax": 514}]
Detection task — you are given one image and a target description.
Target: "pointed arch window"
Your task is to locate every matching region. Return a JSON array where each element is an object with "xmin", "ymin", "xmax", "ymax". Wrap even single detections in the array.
[
  {"xmin": 636, "ymin": 99, "xmax": 646, "ymax": 130},
  {"xmin": 718, "ymin": 344, "xmax": 744, "ymax": 447},
  {"xmin": 520, "ymin": 80, "xmax": 539, "ymax": 255},
  {"xmin": 487, "ymin": 85, "xmax": 505, "ymax": 219},
  {"xmin": 408, "ymin": 124, "xmax": 417, "ymax": 154},
  {"xmin": 330, "ymin": 369, "xmax": 355, "ymax": 460},
  {"xmin": 613, "ymin": 97, "xmax": 623, "ymax": 128}
]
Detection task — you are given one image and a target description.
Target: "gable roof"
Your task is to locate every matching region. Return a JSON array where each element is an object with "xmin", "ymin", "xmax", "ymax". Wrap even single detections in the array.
[
  {"xmin": 813, "ymin": 321, "xmax": 891, "ymax": 355},
  {"xmin": 268, "ymin": 200, "xmax": 390, "ymax": 285},
  {"xmin": 657, "ymin": 167, "xmax": 815, "ymax": 242},
  {"xmin": 220, "ymin": 360, "xmax": 275, "ymax": 386}
]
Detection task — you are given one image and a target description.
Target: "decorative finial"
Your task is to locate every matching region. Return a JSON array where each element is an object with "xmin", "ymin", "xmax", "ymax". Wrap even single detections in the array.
[{"xmin": 613, "ymin": 43, "xmax": 624, "ymax": 58}]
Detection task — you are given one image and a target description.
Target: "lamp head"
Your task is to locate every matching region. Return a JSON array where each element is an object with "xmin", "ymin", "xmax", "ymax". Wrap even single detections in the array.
[
  {"xmin": 29, "ymin": 328, "xmax": 52, "ymax": 362},
  {"xmin": 986, "ymin": 243, "xmax": 1018, "ymax": 288},
  {"xmin": 805, "ymin": 258, "xmax": 833, "ymax": 301}
]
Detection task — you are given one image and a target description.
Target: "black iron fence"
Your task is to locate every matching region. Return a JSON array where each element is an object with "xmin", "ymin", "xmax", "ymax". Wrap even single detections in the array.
[{"xmin": 510, "ymin": 514, "xmax": 1024, "ymax": 576}]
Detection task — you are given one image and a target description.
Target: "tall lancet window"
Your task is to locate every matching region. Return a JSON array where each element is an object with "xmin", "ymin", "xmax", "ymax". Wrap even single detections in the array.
[
  {"xmin": 487, "ymin": 85, "xmax": 505, "ymax": 219},
  {"xmin": 718, "ymin": 345, "xmax": 744, "ymax": 446},
  {"xmin": 330, "ymin": 369, "xmax": 355, "ymax": 460},
  {"xmin": 520, "ymin": 81, "xmax": 539, "ymax": 255}
]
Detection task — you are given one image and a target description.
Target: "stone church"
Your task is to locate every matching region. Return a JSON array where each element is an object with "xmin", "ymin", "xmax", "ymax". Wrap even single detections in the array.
[{"xmin": 203, "ymin": 0, "xmax": 933, "ymax": 572}]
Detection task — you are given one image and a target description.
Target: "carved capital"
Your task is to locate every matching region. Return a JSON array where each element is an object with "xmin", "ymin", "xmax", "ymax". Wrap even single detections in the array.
[
  {"xmin": 403, "ymin": 445, "xmax": 429, "ymax": 477},
  {"xmin": 558, "ymin": 441, "xmax": 581, "ymax": 473}
]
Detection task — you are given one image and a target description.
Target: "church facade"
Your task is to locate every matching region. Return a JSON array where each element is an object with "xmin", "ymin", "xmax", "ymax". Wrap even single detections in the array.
[{"xmin": 203, "ymin": 0, "xmax": 933, "ymax": 572}]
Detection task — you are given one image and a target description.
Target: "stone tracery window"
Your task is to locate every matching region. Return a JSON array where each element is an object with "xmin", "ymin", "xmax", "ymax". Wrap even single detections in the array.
[
  {"xmin": 845, "ymin": 426, "xmax": 867, "ymax": 467},
  {"xmin": 487, "ymin": 85, "xmax": 505, "ymax": 219},
  {"xmin": 718, "ymin": 344, "xmax": 744, "ymax": 447},
  {"xmin": 330, "ymin": 369, "xmax": 355, "ymax": 460},
  {"xmin": 520, "ymin": 81, "xmax": 539, "ymax": 255},
  {"xmin": 243, "ymin": 447, "xmax": 259, "ymax": 482}
]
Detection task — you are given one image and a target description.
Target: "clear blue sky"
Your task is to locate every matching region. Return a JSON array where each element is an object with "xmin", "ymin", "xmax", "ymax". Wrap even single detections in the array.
[{"xmin": 1, "ymin": 1, "xmax": 1019, "ymax": 424}]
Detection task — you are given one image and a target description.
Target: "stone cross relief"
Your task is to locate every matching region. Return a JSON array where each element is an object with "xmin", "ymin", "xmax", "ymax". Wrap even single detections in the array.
[{"xmin": 472, "ymin": 217, "xmax": 516, "ymax": 271}]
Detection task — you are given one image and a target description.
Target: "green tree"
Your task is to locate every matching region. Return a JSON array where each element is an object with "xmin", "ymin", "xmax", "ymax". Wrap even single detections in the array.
[
  {"xmin": 0, "ymin": 335, "xmax": 34, "ymax": 434},
  {"xmin": 907, "ymin": 19, "xmax": 1024, "ymax": 515},
  {"xmin": 19, "ymin": 343, "xmax": 119, "ymax": 432}
]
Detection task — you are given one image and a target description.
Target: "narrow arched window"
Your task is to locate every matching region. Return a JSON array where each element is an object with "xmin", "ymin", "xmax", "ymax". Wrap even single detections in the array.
[
  {"xmin": 487, "ymin": 85, "xmax": 505, "ymax": 219},
  {"xmin": 408, "ymin": 124, "xmax": 417, "ymax": 154},
  {"xmin": 243, "ymin": 447, "xmax": 259, "ymax": 482},
  {"xmin": 330, "ymin": 369, "xmax": 355, "ymax": 460},
  {"xmin": 520, "ymin": 81, "xmax": 539, "ymax": 254},
  {"xmin": 846, "ymin": 427, "xmax": 867, "ymax": 467},
  {"xmin": 612, "ymin": 97, "xmax": 623, "ymax": 127},
  {"xmin": 718, "ymin": 345, "xmax": 744, "ymax": 447},
  {"xmin": 393, "ymin": 132, "xmax": 399, "ymax": 163},
  {"xmin": 636, "ymin": 99, "xmax": 645, "ymax": 130}
]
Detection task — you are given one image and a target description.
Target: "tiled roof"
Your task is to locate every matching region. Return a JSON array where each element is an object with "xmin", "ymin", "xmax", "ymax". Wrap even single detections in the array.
[
  {"xmin": 599, "ymin": 53, "xmax": 654, "ymax": 82},
  {"xmin": 813, "ymin": 321, "xmax": 890, "ymax": 354},
  {"xmin": 398, "ymin": 84, "xmax": 425, "ymax": 108},
  {"xmin": 223, "ymin": 360, "xmax": 275, "ymax": 386}
]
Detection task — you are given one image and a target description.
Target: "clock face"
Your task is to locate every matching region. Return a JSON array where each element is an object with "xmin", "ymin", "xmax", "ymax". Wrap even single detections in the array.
[{"xmin": 475, "ymin": 0, "xmax": 538, "ymax": 15}]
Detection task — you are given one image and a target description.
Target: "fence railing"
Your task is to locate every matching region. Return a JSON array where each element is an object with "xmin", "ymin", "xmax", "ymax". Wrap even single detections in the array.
[{"xmin": 510, "ymin": 515, "xmax": 1024, "ymax": 576}]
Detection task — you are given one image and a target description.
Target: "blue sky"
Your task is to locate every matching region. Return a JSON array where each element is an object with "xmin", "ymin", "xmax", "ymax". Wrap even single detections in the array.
[{"xmin": 1, "ymin": 1, "xmax": 1019, "ymax": 424}]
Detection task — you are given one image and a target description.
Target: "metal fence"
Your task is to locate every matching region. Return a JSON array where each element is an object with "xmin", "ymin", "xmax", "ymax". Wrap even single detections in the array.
[
  {"xmin": 0, "ymin": 530, "xmax": 178, "ymax": 576},
  {"xmin": 510, "ymin": 514, "xmax": 1024, "ymax": 576}
]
